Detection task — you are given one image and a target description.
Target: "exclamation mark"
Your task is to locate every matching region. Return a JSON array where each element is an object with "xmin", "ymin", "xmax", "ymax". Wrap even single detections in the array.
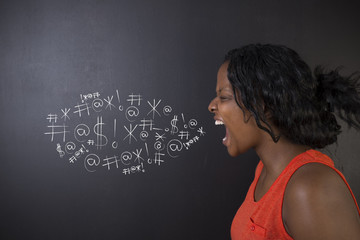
[
  {"xmin": 145, "ymin": 142, "xmax": 151, "ymax": 164},
  {"xmin": 144, "ymin": 142, "xmax": 149, "ymax": 156},
  {"xmin": 182, "ymin": 113, "xmax": 188, "ymax": 128},
  {"xmin": 80, "ymin": 94, "xmax": 84, "ymax": 103},
  {"xmin": 116, "ymin": 89, "xmax": 120, "ymax": 103},
  {"xmin": 116, "ymin": 89, "xmax": 123, "ymax": 111},
  {"xmin": 114, "ymin": 118, "xmax": 117, "ymax": 138},
  {"xmin": 112, "ymin": 118, "xmax": 118, "ymax": 149},
  {"xmin": 141, "ymin": 162, "xmax": 145, "ymax": 172},
  {"xmin": 81, "ymin": 144, "xmax": 89, "ymax": 152}
]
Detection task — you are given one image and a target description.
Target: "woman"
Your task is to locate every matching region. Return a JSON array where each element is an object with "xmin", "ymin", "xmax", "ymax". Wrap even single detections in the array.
[{"xmin": 208, "ymin": 44, "xmax": 360, "ymax": 239}]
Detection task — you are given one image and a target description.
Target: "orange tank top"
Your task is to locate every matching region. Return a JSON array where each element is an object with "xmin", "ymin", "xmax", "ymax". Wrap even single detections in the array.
[{"xmin": 230, "ymin": 149, "xmax": 360, "ymax": 240}]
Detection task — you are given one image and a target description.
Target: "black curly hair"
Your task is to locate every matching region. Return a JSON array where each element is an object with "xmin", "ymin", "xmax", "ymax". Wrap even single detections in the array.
[{"xmin": 225, "ymin": 44, "xmax": 360, "ymax": 149}]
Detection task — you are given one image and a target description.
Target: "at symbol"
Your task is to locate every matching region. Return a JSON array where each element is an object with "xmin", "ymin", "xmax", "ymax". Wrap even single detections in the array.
[{"xmin": 125, "ymin": 106, "xmax": 140, "ymax": 122}]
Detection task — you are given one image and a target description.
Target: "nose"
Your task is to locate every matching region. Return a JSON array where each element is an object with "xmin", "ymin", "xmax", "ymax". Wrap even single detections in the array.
[{"xmin": 208, "ymin": 98, "xmax": 217, "ymax": 113}]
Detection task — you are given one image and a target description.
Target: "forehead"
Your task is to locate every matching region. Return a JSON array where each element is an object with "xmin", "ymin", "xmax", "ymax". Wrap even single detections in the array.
[{"xmin": 216, "ymin": 62, "xmax": 232, "ymax": 91}]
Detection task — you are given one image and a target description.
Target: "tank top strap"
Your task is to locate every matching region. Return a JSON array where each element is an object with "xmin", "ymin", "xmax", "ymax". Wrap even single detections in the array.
[{"xmin": 280, "ymin": 149, "xmax": 334, "ymax": 179}]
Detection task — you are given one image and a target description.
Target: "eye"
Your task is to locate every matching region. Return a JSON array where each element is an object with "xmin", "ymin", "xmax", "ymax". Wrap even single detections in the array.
[{"xmin": 219, "ymin": 95, "xmax": 232, "ymax": 101}]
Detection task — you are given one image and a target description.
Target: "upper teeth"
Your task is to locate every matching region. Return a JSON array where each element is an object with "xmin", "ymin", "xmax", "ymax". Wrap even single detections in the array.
[{"xmin": 215, "ymin": 120, "xmax": 224, "ymax": 125}]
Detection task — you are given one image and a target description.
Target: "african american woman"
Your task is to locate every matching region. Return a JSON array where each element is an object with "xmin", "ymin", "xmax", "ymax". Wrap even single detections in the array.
[{"xmin": 208, "ymin": 44, "xmax": 360, "ymax": 239}]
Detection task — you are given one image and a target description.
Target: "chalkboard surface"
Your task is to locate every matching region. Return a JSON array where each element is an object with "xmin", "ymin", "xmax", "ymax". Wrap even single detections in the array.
[{"xmin": 1, "ymin": 1, "xmax": 359, "ymax": 239}]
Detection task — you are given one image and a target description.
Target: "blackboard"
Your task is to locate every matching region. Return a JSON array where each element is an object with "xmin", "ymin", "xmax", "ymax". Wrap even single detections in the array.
[{"xmin": 1, "ymin": 1, "xmax": 359, "ymax": 239}]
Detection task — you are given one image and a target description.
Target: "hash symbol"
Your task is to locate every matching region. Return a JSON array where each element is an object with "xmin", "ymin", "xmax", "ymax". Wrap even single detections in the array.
[
  {"xmin": 178, "ymin": 131, "xmax": 190, "ymax": 140},
  {"xmin": 123, "ymin": 168, "xmax": 131, "ymax": 175},
  {"xmin": 44, "ymin": 123, "xmax": 69, "ymax": 142},
  {"xmin": 127, "ymin": 94, "xmax": 142, "ymax": 106},
  {"xmin": 154, "ymin": 151, "xmax": 165, "ymax": 166},
  {"xmin": 46, "ymin": 114, "xmax": 58, "ymax": 123},
  {"xmin": 139, "ymin": 119, "xmax": 154, "ymax": 131},
  {"xmin": 102, "ymin": 155, "xmax": 120, "ymax": 170},
  {"xmin": 69, "ymin": 156, "xmax": 77, "ymax": 163},
  {"xmin": 73, "ymin": 103, "xmax": 90, "ymax": 117}
]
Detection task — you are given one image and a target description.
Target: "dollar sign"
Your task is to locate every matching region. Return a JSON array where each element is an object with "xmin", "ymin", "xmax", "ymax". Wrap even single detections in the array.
[
  {"xmin": 56, "ymin": 143, "xmax": 65, "ymax": 158},
  {"xmin": 170, "ymin": 115, "xmax": 179, "ymax": 135},
  {"xmin": 93, "ymin": 116, "xmax": 108, "ymax": 150}
]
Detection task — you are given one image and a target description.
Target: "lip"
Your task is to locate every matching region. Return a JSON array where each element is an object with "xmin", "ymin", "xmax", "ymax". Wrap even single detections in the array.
[
  {"xmin": 214, "ymin": 116, "xmax": 222, "ymax": 121},
  {"xmin": 213, "ymin": 116, "xmax": 223, "ymax": 122},
  {"xmin": 223, "ymin": 127, "xmax": 229, "ymax": 146}
]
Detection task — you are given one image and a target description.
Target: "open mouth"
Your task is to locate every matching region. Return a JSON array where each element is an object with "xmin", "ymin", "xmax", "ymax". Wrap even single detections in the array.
[{"xmin": 215, "ymin": 120, "xmax": 228, "ymax": 145}]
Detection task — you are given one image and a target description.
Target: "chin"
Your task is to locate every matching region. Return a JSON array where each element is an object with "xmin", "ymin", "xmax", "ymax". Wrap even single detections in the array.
[
  {"xmin": 227, "ymin": 148, "xmax": 241, "ymax": 157},
  {"xmin": 227, "ymin": 146, "xmax": 247, "ymax": 157}
]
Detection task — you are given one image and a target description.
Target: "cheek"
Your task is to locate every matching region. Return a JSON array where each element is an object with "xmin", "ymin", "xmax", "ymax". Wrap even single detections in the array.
[
  {"xmin": 229, "ymin": 117, "xmax": 259, "ymax": 145},
  {"xmin": 228, "ymin": 110, "xmax": 246, "ymax": 128}
]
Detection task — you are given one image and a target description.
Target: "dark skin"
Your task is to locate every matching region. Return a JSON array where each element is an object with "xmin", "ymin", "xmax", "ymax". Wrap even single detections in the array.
[{"xmin": 208, "ymin": 62, "xmax": 360, "ymax": 239}]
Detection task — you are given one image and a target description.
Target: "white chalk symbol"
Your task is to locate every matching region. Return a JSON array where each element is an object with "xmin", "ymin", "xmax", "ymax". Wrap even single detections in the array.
[
  {"xmin": 84, "ymin": 154, "xmax": 101, "ymax": 172},
  {"xmin": 94, "ymin": 116, "xmax": 108, "ymax": 149},
  {"xmin": 74, "ymin": 124, "xmax": 90, "ymax": 142}
]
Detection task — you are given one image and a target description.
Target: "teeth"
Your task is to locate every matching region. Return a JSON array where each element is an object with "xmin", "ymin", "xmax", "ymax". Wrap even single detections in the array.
[{"xmin": 215, "ymin": 120, "xmax": 224, "ymax": 125}]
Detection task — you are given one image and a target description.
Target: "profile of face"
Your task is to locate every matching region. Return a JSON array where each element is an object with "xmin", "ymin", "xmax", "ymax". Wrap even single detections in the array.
[{"xmin": 208, "ymin": 62, "xmax": 262, "ymax": 157}]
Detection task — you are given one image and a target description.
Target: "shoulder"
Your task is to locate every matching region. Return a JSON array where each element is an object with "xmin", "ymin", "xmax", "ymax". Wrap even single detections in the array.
[
  {"xmin": 286, "ymin": 162, "xmax": 346, "ymax": 196},
  {"xmin": 282, "ymin": 162, "xmax": 360, "ymax": 239}
]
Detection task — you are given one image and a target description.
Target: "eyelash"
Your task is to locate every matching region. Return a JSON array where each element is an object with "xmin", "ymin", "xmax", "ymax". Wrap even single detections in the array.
[{"xmin": 219, "ymin": 96, "xmax": 229, "ymax": 101}]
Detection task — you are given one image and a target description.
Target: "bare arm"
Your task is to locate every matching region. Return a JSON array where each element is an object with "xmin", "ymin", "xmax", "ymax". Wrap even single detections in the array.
[{"xmin": 283, "ymin": 163, "xmax": 360, "ymax": 240}]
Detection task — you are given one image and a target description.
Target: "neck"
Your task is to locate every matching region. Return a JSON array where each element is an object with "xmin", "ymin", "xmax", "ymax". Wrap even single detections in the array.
[{"xmin": 254, "ymin": 136, "xmax": 311, "ymax": 179}]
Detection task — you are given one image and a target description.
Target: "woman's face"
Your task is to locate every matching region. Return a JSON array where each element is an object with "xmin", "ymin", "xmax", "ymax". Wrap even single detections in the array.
[{"xmin": 208, "ymin": 62, "xmax": 262, "ymax": 156}]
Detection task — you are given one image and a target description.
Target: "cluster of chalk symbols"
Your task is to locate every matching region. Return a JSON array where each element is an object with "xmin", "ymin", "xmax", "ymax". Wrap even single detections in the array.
[{"xmin": 44, "ymin": 90, "xmax": 206, "ymax": 174}]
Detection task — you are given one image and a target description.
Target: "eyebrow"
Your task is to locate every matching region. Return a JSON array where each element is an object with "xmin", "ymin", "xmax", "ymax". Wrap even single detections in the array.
[{"xmin": 217, "ymin": 86, "xmax": 232, "ymax": 94}]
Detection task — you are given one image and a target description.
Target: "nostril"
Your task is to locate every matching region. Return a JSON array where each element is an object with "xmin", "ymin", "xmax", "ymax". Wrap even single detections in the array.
[{"xmin": 208, "ymin": 99, "xmax": 217, "ymax": 112}]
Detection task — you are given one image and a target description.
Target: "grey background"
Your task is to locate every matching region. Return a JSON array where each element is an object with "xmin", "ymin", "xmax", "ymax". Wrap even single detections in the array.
[{"xmin": 0, "ymin": 0, "xmax": 359, "ymax": 239}]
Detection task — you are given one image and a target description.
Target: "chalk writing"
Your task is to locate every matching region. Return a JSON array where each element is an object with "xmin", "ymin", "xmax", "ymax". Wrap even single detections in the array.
[
  {"xmin": 122, "ymin": 163, "xmax": 144, "ymax": 175},
  {"xmin": 84, "ymin": 153, "xmax": 101, "ymax": 172},
  {"xmin": 170, "ymin": 115, "xmax": 179, "ymax": 135},
  {"xmin": 147, "ymin": 99, "xmax": 162, "ymax": 119},
  {"xmin": 80, "ymin": 92, "xmax": 100, "ymax": 103},
  {"xmin": 92, "ymin": 98, "xmax": 104, "ymax": 112},
  {"xmin": 61, "ymin": 108, "xmax": 71, "ymax": 121},
  {"xmin": 47, "ymin": 114, "xmax": 58, "ymax": 123},
  {"xmin": 65, "ymin": 142, "xmax": 76, "ymax": 154},
  {"xmin": 123, "ymin": 124, "xmax": 138, "ymax": 144},
  {"xmin": 44, "ymin": 123, "xmax": 68, "ymax": 142},
  {"xmin": 102, "ymin": 155, "xmax": 121, "ymax": 170},
  {"xmin": 44, "ymin": 90, "xmax": 205, "ymax": 175},
  {"xmin": 125, "ymin": 106, "xmax": 139, "ymax": 122},
  {"xmin": 127, "ymin": 94, "xmax": 142, "ymax": 106},
  {"xmin": 163, "ymin": 106, "xmax": 172, "ymax": 116},
  {"xmin": 56, "ymin": 143, "xmax": 65, "ymax": 158},
  {"xmin": 73, "ymin": 103, "xmax": 90, "ymax": 117},
  {"xmin": 94, "ymin": 116, "xmax": 108, "ymax": 149}
]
